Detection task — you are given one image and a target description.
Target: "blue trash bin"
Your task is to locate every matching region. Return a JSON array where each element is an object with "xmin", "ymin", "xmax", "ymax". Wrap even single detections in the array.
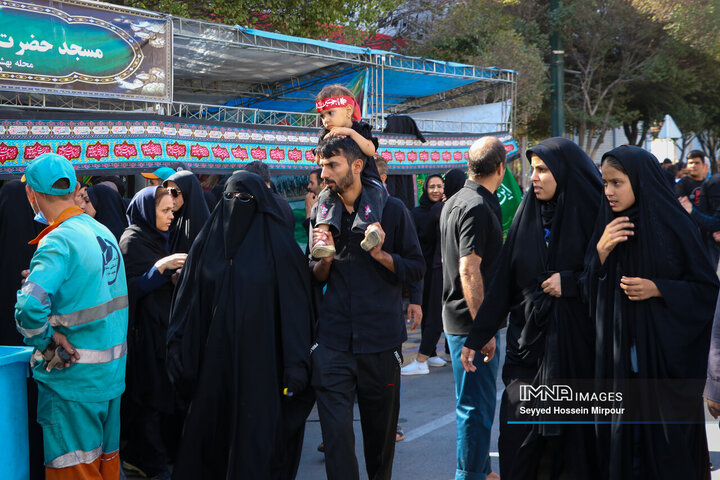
[{"xmin": 0, "ymin": 346, "xmax": 34, "ymax": 480}]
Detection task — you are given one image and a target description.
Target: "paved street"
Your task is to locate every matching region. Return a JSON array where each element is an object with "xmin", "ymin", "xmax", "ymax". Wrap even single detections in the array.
[
  {"xmin": 298, "ymin": 326, "xmax": 720, "ymax": 480},
  {"xmin": 296, "ymin": 327, "xmax": 504, "ymax": 479},
  {"xmin": 124, "ymin": 325, "xmax": 720, "ymax": 479}
]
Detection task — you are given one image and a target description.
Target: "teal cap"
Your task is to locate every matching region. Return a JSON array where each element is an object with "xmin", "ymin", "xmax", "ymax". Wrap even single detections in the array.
[
  {"xmin": 141, "ymin": 166, "xmax": 176, "ymax": 181},
  {"xmin": 23, "ymin": 153, "xmax": 76, "ymax": 195}
]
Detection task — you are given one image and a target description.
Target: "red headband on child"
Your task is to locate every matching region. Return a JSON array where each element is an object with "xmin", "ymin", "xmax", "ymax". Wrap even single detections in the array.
[{"xmin": 316, "ymin": 96, "xmax": 362, "ymax": 121}]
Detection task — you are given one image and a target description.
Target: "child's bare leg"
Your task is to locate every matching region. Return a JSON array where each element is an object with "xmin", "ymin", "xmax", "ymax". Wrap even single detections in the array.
[{"xmin": 311, "ymin": 224, "xmax": 335, "ymax": 258}]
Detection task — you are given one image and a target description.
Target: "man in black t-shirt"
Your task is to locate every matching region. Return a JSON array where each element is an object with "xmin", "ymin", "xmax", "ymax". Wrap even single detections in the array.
[
  {"xmin": 439, "ymin": 137, "xmax": 506, "ymax": 480},
  {"xmin": 675, "ymin": 150, "xmax": 708, "ymax": 205}
]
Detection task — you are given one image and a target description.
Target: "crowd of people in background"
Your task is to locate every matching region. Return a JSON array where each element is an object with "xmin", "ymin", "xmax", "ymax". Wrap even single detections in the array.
[{"xmin": 4, "ymin": 85, "xmax": 720, "ymax": 480}]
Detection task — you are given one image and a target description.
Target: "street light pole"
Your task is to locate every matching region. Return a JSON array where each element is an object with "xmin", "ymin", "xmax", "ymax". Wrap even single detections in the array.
[{"xmin": 550, "ymin": 0, "xmax": 565, "ymax": 137}]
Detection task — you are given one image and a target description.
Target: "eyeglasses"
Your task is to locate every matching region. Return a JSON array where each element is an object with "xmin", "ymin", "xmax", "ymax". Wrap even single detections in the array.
[
  {"xmin": 224, "ymin": 192, "xmax": 254, "ymax": 201},
  {"xmin": 168, "ymin": 188, "xmax": 182, "ymax": 198}
]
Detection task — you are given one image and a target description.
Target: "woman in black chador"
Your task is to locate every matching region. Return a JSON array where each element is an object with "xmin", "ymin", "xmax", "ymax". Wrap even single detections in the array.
[
  {"xmin": 443, "ymin": 168, "xmax": 466, "ymax": 200},
  {"xmin": 464, "ymin": 137, "xmax": 602, "ymax": 479},
  {"xmin": 119, "ymin": 186, "xmax": 187, "ymax": 478},
  {"xmin": 163, "ymin": 170, "xmax": 210, "ymax": 253},
  {"xmin": 167, "ymin": 171, "xmax": 314, "ymax": 479},
  {"xmin": 84, "ymin": 184, "xmax": 128, "ymax": 241},
  {"xmin": 404, "ymin": 174, "xmax": 446, "ymax": 373},
  {"xmin": 583, "ymin": 145, "xmax": 718, "ymax": 480}
]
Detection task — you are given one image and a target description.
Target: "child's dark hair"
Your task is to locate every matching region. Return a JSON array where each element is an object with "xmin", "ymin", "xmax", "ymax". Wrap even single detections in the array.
[
  {"xmin": 316, "ymin": 136, "xmax": 363, "ymax": 165},
  {"xmin": 601, "ymin": 155, "xmax": 627, "ymax": 175},
  {"xmin": 316, "ymin": 84, "xmax": 354, "ymax": 101}
]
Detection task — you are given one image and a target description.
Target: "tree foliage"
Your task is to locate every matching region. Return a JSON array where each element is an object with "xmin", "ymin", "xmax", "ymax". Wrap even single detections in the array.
[
  {"xmin": 400, "ymin": 0, "xmax": 548, "ymax": 136},
  {"xmin": 401, "ymin": 0, "xmax": 720, "ymax": 160},
  {"xmin": 110, "ymin": 0, "xmax": 402, "ymax": 43}
]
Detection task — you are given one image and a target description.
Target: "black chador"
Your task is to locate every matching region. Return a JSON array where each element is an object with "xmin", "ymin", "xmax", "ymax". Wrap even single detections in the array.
[
  {"xmin": 167, "ymin": 171, "xmax": 314, "ymax": 479},
  {"xmin": 583, "ymin": 146, "xmax": 718, "ymax": 480},
  {"xmin": 411, "ymin": 174, "xmax": 445, "ymax": 359},
  {"xmin": 0, "ymin": 180, "xmax": 42, "ymax": 345},
  {"xmin": 119, "ymin": 187, "xmax": 180, "ymax": 475},
  {"xmin": 465, "ymin": 137, "xmax": 603, "ymax": 479},
  {"xmin": 86, "ymin": 184, "xmax": 128, "ymax": 241},
  {"xmin": 164, "ymin": 170, "xmax": 210, "ymax": 254}
]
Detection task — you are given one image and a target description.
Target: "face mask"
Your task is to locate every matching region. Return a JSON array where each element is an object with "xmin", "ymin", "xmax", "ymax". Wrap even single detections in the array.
[
  {"xmin": 31, "ymin": 197, "xmax": 49, "ymax": 225},
  {"xmin": 34, "ymin": 210, "xmax": 49, "ymax": 225}
]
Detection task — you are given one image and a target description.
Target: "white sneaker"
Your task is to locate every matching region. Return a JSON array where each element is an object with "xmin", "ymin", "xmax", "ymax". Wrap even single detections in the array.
[
  {"xmin": 401, "ymin": 360, "xmax": 429, "ymax": 375},
  {"xmin": 427, "ymin": 356, "xmax": 447, "ymax": 367}
]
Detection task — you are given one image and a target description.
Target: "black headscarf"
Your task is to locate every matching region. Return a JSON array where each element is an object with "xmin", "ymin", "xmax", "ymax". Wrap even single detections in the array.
[
  {"xmin": 465, "ymin": 138, "xmax": 603, "ymax": 478},
  {"xmin": 468, "ymin": 137, "xmax": 603, "ymax": 367},
  {"xmin": 119, "ymin": 186, "xmax": 176, "ymax": 412},
  {"xmin": 583, "ymin": 145, "xmax": 718, "ymax": 480},
  {"xmin": 443, "ymin": 168, "xmax": 466, "ymax": 199},
  {"xmin": 412, "ymin": 174, "xmax": 444, "ymax": 262},
  {"xmin": 164, "ymin": 171, "xmax": 210, "ymax": 254},
  {"xmin": 0, "ymin": 180, "xmax": 43, "ymax": 345},
  {"xmin": 166, "ymin": 171, "xmax": 314, "ymax": 478},
  {"xmin": 125, "ymin": 186, "xmax": 169, "ymax": 252},
  {"xmin": 87, "ymin": 184, "xmax": 128, "ymax": 241}
]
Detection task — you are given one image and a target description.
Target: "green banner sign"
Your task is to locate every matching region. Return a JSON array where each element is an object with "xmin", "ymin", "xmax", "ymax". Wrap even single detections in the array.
[{"xmin": 0, "ymin": 0, "xmax": 171, "ymax": 102}]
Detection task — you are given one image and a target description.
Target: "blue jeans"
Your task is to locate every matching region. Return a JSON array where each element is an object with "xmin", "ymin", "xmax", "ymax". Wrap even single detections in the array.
[{"xmin": 446, "ymin": 333, "xmax": 500, "ymax": 480}]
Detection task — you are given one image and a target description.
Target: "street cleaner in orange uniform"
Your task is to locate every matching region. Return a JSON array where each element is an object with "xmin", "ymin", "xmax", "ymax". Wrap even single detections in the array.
[{"xmin": 15, "ymin": 153, "xmax": 128, "ymax": 479}]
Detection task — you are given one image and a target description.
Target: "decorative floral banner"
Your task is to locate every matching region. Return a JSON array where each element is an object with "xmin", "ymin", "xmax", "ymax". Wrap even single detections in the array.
[
  {"xmin": 0, "ymin": 0, "xmax": 171, "ymax": 102},
  {"xmin": 0, "ymin": 113, "xmax": 518, "ymax": 177}
]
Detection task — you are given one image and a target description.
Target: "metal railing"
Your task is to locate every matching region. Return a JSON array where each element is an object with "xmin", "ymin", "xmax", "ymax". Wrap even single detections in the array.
[
  {"xmin": 411, "ymin": 118, "xmax": 509, "ymax": 135},
  {"xmin": 168, "ymin": 102, "xmax": 321, "ymax": 128},
  {"xmin": 0, "ymin": 93, "xmax": 510, "ymax": 134}
]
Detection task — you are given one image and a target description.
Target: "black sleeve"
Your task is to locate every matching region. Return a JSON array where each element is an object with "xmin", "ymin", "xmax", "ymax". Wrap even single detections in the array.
[
  {"xmin": 387, "ymin": 199, "xmax": 426, "ymax": 285},
  {"xmin": 674, "ymin": 179, "xmax": 686, "ymax": 197},
  {"xmin": 459, "ymin": 204, "xmax": 490, "ymax": 259},
  {"xmin": 353, "ymin": 121, "xmax": 379, "ymax": 151},
  {"xmin": 705, "ymin": 179, "xmax": 720, "ymax": 212},
  {"xmin": 408, "ymin": 279, "xmax": 423, "ymax": 305},
  {"xmin": 690, "ymin": 208, "xmax": 720, "ymax": 233},
  {"xmin": 362, "ymin": 155, "xmax": 381, "ymax": 182}
]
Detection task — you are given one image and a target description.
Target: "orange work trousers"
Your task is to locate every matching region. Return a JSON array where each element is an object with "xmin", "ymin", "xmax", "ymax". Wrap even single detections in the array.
[{"xmin": 45, "ymin": 450, "xmax": 120, "ymax": 480}]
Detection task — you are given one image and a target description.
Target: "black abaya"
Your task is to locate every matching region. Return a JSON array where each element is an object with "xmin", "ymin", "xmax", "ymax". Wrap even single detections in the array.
[
  {"xmin": 164, "ymin": 171, "xmax": 210, "ymax": 253},
  {"xmin": 582, "ymin": 146, "xmax": 718, "ymax": 480},
  {"xmin": 166, "ymin": 171, "xmax": 314, "ymax": 479},
  {"xmin": 411, "ymin": 175, "xmax": 444, "ymax": 357},
  {"xmin": 443, "ymin": 168, "xmax": 466, "ymax": 200},
  {"xmin": 87, "ymin": 184, "xmax": 128, "ymax": 241},
  {"xmin": 465, "ymin": 137, "xmax": 603, "ymax": 479},
  {"xmin": 0, "ymin": 180, "xmax": 44, "ymax": 480},
  {"xmin": 0, "ymin": 180, "xmax": 42, "ymax": 345},
  {"xmin": 119, "ymin": 187, "xmax": 179, "ymax": 475}
]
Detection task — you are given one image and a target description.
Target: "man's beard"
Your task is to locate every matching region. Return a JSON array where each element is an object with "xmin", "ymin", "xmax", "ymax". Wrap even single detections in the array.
[{"xmin": 328, "ymin": 169, "xmax": 354, "ymax": 194}]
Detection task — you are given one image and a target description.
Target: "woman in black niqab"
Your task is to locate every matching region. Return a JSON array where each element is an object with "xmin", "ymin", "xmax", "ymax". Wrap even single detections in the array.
[
  {"xmin": 163, "ymin": 170, "xmax": 210, "ymax": 253},
  {"xmin": 86, "ymin": 184, "xmax": 128, "ymax": 241},
  {"xmin": 464, "ymin": 137, "xmax": 603, "ymax": 479},
  {"xmin": 166, "ymin": 171, "xmax": 314, "ymax": 479},
  {"xmin": 582, "ymin": 145, "xmax": 718, "ymax": 480}
]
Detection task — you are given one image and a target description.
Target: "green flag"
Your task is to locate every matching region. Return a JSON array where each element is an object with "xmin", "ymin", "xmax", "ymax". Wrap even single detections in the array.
[{"xmin": 497, "ymin": 168, "xmax": 523, "ymax": 237}]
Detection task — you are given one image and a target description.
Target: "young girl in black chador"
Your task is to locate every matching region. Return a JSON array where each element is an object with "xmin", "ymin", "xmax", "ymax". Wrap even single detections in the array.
[
  {"xmin": 310, "ymin": 84, "xmax": 387, "ymax": 258},
  {"xmin": 584, "ymin": 145, "xmax": 718, "ymax": 480}
]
